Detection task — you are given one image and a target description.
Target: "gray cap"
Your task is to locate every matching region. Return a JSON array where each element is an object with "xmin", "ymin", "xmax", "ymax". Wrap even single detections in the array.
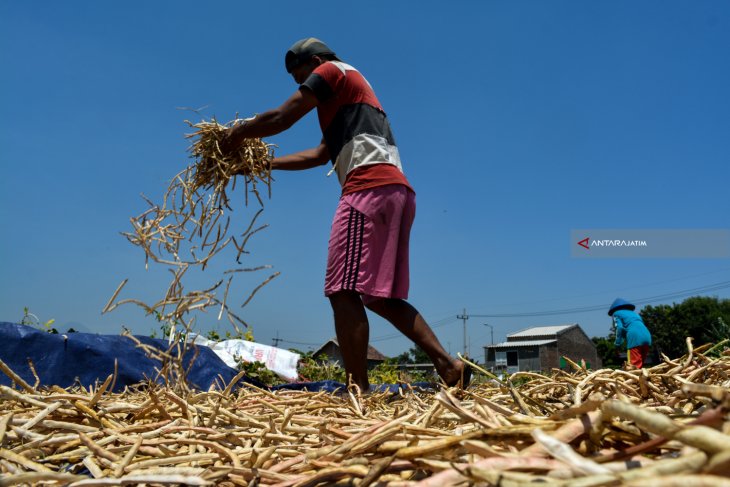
[{"xmin": 285, "ymin": 37, "xmax": 338, "ymax": 73}]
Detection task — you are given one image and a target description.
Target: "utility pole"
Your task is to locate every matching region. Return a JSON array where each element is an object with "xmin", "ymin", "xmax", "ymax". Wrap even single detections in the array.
[
  {"xmin": 457, "ymin": 308, "xmax": 468, "ymax": 357},
  {"xmin": 272, "ymin": 331, "xmax": 282, "ymax": 348},
  {"xmin": 483, "ymin": 323, "xmax": 494, "ymax": 345}
]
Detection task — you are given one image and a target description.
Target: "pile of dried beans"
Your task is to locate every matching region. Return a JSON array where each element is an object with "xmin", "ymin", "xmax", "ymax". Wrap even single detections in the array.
[{"xmin": 1, "ymin": 339, "xmax": 729, "ymax": 486}]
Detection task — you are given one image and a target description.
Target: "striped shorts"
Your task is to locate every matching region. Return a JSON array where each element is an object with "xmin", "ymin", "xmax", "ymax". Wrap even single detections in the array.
[{"xmin": 324, "ymin": 184, "xmax": 415, "ymax": 302}]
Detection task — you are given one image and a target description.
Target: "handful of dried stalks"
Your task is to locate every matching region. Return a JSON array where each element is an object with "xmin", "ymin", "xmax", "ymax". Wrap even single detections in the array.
[
  {"xmin": 185, "ymin": 118, "xmax": 274, "ymax": 209},
  {"xmin": 103, "ymin": 117, "xmax": 279, "ymax": 382}
]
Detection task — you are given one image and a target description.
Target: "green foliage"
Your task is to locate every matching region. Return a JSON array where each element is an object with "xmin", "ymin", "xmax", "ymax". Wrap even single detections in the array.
[
  {"xmin": 204, "ymin": 327, "xmax": 252, "ymax": 342},
  {"xmin": 368, "ymin": 360, "xmax": 402, "ymax": 384},
  {"xmin": 592, "ymin": 334, "xmax": 622, "ymax": 369},
  {"xmin": 508, "ymin": 376, "xmax": 535, "ymax": 387},
  {"xmin": 149, "ymin": 313, "xmax": 253, "ymax": 342},
  {"xmin": 233, "ymin": 354, "xmax": 435, "ymax": 387},
  {"xmin": 296, "ymin": 352, "xmax": 346, "ymax": 383},
  {"xmin": 205, "ymin": 329, "xmax": 221, "ymax": 341},
  {"xmin": 396, "ymin": 368, "xmax": 432, "ymax": 384},
  {"xmin": 640, "ymin": 296, "xmax": 730, "ymax": 358},
  {"xmin": 708, "ymin": 316, "xmax": 730, "ymax": 346},
  {"xmin": 383, "ymin": 346, "xmax": 435, "ymax": 383},
  {"xmin": 21, "ymin": 307, "xmax": 57, "ymax": 333},
  {"xmin": 149, "ymin": 311, "xmax": 173, "ymax": 340},
  {"xmin": 206, "ymin": 326, "xmax": 276, "ymax": 384},
  {"xmin": 393, "ymin": 351, "xmax": 411, "ymax": 364},
  {"xmin": 395, "ymin": 345, "xmax": 432, "ymax": 364},
  {"xmin": 236, "ymin": 359, "xmax": 280, "ymax": 386}
]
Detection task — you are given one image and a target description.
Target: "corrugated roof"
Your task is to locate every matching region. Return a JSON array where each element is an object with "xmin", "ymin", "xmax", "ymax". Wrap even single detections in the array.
[
  {"xmin": 486, "ymin": 339, "xmax": 556, "ymax": 349},
  {"xmin": 508, "ymin": 324, "xmax": 576, "ymax": 338}
]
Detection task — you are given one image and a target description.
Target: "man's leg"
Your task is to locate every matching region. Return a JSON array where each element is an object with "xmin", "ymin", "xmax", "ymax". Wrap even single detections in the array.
[
  {"xmin": 329, "ymin": 290, "xmax": 370, "ymax": 391},
  {"xmin": 629, "ymin": 344, "xmax": 649, "ymax": 369},
  {"xmin": 365, "ymin": 297, "xmax": 465, "ymax": 386},
  {"xmin": 628, "ymin": 346, "xmax": 643, "ymax": 368}
]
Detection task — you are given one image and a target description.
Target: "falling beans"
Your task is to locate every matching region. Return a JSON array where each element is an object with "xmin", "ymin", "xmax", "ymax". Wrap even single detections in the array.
[{"xmin": 100, "ymin": 118, "xmax": 277, "ymax": 394}]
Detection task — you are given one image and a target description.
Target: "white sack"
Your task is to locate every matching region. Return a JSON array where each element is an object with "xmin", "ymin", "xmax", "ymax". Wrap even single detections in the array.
[{"xmin": 192, "ymin": 336, "xmax": 300, "ymax": 381}]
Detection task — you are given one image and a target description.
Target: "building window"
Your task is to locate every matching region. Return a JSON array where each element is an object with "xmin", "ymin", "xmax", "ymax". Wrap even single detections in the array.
[
  {"xmin": 507, "ymin": 351, "xmax": 518, "ymax": 367},
  {"xmin": 495, "ymin": 351, "xmax": 507, "ymax": 367}
]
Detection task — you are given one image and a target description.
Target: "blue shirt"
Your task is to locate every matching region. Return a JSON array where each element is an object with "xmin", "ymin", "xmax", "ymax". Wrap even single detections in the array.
[{"xmin": 613, "ymin": 309, "xmax": 652, "ymax": 349}]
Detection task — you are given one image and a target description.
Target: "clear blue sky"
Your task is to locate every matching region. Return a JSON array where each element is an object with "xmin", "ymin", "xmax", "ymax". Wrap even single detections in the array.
[{"xmin": 2, "ymin": 1, "xmax": 729, "ymax": 359}]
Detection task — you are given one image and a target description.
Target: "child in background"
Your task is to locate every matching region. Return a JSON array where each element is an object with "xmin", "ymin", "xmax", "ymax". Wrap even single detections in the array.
[{"xmin": 609, "ymin": 298, "xmax": 652, "ymax": 369}]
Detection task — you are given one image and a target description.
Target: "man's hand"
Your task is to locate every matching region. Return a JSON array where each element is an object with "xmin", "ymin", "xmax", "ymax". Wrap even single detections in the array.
[
  {"xmin": 219, "ymin": 126, "xmax": 239, "ymax": 156},
  {"xmin": 220, "ymin": 117, "xmax": 255, "ymax": 155}
]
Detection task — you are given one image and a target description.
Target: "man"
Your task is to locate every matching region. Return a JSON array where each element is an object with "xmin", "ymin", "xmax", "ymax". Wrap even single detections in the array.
[
  {"xmin": 223, "ymin": 38, "xmax": 467, "ymax": 391},
  {"xmin": 608, "ymin": 298, "xmax": 652, "ymax": 369}
]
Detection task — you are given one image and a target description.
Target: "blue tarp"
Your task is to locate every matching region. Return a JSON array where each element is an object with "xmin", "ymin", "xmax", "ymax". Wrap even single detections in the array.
[
  {"xmin": 0, "ymin": 323, "xmax": 435, "ymax": 394},
  {"xmin": 0, "ymin": 322, "xmax": 245, "ymax": 392}
]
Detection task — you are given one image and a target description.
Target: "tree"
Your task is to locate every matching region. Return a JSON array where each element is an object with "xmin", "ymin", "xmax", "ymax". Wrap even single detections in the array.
[
  {"xmin": 640, "ymin": 296, "xmax": 730, "ymax": 359},
  {"xmin": 394, "ymin": 345, "xmax": 431, "ymax": 364},
  {"xmin": 708, "ymin": 317, "xmax": 729, "ymax": 344},
  {"xmin": 592, "ymin": 335, "xmax": 622, "ymax": 368}
]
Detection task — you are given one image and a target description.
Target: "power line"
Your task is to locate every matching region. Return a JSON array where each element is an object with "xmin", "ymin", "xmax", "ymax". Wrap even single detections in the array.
[
  {"xmin": 466, "ymin": 280, "xmax": 730, "ymax": 318},
  {"xmin": 491, "ymin": 267, "xmax": 730, "ymax": 308},
  {"xmin": 272, "ymin": 315, "xmax": 460, "ymax": 348},
  {"xmin": 272, "ymin": 331, "xmax": 282, "ymax": 347},
  {"xmin": 272, "ymin": 281, "xmax": 729, "ymax": 348},
  {"xmin": 278, "ymin": 339, "xmax": 321, "ymax": 346},
  {"xmin": 370, "ymin": 316, "xmax": 459, "ymax": 342}
]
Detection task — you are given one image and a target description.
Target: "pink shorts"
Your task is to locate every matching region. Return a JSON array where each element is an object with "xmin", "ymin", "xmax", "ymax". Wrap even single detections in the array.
[{"xmin": 324, "ymin": 184, "xmax": 415, "ymax": 302}]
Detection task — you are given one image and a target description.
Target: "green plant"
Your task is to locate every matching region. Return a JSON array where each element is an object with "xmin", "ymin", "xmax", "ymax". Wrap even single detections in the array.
[
  {"xmin": 296, "ymin": 352, "xmax": 346, "ymax": 383},
  {"xmin": 21, "ymin": 307, "xmax": 57, "ymax": 333},
  {"xmin": 394, "ymin": 345, "xmax": 432, "ymax": 365},
  {"xmin": 205, "ymin": 329, "xmax": 221, "ymax": 341},
  {"xmin": 641, "ymin": 296, "xmax": 730, "ymax": 358},
  {"xmin": 203, "ymin": 326, "xmax": 253, "ymax": 342},
  {"xmin": 708, "ymin": 317, "xmax": 729, "ymax": 346},
  {"xmin": 148, "ymin": 311, "xmax": 174, "ymax": 340},
  {"xmin": 367, "ymin": 358, "xmax": 432, "ymax": 384},
  {"xmin": 508, "ymin": 376, "xmax": 535, "ymax": 387},
  {"xmin": 368, "ymin": 360, "xmax": 401, "ymax": 384},
  {"xmin": 593, "ymin": 335, "xmax": 622, "ymax": 369},
  {"xmin": 398, "ymin": 368, "xmax": 432, "ymax": 383},
  {"xmin": 236, "ymin": 359, "xmax": 280, "ymax": 386}
]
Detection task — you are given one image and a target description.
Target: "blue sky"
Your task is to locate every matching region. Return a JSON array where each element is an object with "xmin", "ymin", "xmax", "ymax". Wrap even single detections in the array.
[{"xmin": 1, "ymin": 1, "xmax": 728, "ymax": 359}]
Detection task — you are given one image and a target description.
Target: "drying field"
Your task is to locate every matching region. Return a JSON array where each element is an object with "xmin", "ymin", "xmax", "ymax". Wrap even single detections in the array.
[
  {"xmin": 5, "ymin": 125, "xmax": 728, "ymax": 485},
  {"xmin": 1, "ymin": 341, "xmax": 729, "ymax": 486}
]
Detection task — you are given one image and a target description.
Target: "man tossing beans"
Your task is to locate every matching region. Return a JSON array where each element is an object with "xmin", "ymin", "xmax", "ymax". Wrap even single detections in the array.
[{"xmin": 222, "ymin": 38, "xmax": 468, "ymax": 391}]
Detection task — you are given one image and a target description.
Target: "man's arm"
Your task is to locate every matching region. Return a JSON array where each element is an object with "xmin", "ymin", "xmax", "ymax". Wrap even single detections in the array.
[
  {"xmin": 234, "ymin": 141, "xmax": 329, "ymax": 176},
  {"xmin": 223, "ymin": 87, "xmax": 318, "ymax": 150},
  {"xmin": 613, "ymin": 317, "xmax": 626, "ymax": 346},
  {"xmin": 271, "ymin": 141, "xmax": 330, "ymax": 171}
]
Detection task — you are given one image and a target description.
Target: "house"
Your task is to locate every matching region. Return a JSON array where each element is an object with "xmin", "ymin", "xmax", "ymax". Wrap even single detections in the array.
[
  {"xmin": 313, "ymin": 338, "xmax": 389, "ymax": 369},
  {"xmin": 483, "ymin": 324, "xmax": 601, "ymax": 373}
]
